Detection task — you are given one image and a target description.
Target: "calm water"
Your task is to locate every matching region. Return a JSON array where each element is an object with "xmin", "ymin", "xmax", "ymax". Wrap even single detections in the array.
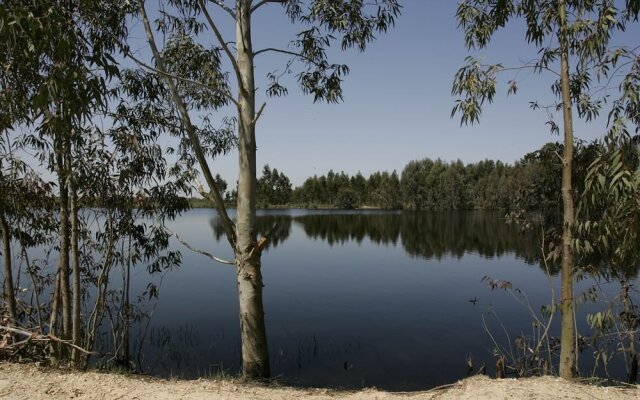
[{"xmin": 130, "ymin": 209, "xmax": 623, "ymax": 390}]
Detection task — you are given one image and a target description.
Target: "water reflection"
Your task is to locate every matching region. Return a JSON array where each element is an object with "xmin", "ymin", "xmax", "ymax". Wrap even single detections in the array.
[
  {"xmin": 211, "ymin": 211, "xmax": 541, "ymax": 266},
  {"xmin": 210, "ymin": 213, "xmax": 293, "ymax": 250},
  {"xmin": 145, "ymin": 210, "xmax": 600, "ymax": 390}
]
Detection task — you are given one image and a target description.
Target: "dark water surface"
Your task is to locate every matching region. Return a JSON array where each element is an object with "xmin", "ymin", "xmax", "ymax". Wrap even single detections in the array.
[{"xmin": 132, "ymin": 209, "xmax": 618, "ymax": 390}]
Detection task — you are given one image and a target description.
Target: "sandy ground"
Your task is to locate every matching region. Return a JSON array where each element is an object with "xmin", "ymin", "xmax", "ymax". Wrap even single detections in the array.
[{"xmin": 0, "ymin": 363, "xmax": 638, "ymax": 400}]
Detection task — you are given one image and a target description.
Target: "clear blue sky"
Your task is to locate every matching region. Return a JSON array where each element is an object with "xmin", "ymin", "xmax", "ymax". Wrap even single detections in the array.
[{"xmin": 137, "ymin": 1, "xmax": 639, "ymax": 186}]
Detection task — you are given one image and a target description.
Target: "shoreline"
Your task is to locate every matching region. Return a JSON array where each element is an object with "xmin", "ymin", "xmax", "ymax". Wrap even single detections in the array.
[{"xmin": 0, "ymin": 362, "xmax": 637, "ymax": 400}]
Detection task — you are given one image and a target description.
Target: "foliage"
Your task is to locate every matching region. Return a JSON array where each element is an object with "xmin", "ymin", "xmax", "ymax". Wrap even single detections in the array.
[
  {"xmin": 241, "ymin": 142, "xmax": 605, "ymax": 213},
  {"xmin": 577, "ymin": 133, "xmax": 640, "ymax": 277},
  {"xmin": 451, "ymin": 0, "xmax": 640, "ymax": 380},
  {"xmin": 0, "ymin": 0, "xmax": 194, "ymax": 370},
  {"xmin": 267, "ymin": 0, "xmax": 401, "ymax": 103},
  {"xmin": 257, "ymin": 165, "xmax": 292, "ymax": 207},
  {"xmin": 481, "ymin": 275, "xmax": 560, "ymax": 378},
  {"xmin": 335, "ymin": 188, "xmax": 360, "ymax": 209},
  {"xmin": 133, "ymin": 0, "xmax": 403, "ymax": 379}
]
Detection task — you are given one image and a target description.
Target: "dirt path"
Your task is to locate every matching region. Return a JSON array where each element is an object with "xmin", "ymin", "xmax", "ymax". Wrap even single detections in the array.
[{"xmin": 0, "ymin": 363, "xmax": 637, "ymax": 400}]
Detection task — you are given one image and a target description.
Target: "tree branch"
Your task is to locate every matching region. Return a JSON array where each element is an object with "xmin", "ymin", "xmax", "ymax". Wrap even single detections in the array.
[
  {"xmin": 252, "ymin": 102, "xmax": 267, "ymax": 124},
  {"xmin": 0, "ymin": 325, "xmax": 95, "ymax": 355},
  {"xmin": 139, "ymin": 0, "xmax": 237, "ymax": 247},
  {"xmin": 251, "ymin": 0, "xmax": 286, "ymax": 14},
  {"xmin": 208, "ymin": 0, "xmax": 236, "ymax": 19},
  {"xmin": 126, "ymin": 52, "xmax": 239, "ymax": 107},
  {"xmin": 253, "ymin": 47, "xmax": 321, "ymax": 67},
  {"xmin": 197, "ymin": 0, "xmax": 243, "ymax": 92},
  {"xmin": 249, "ymin": 224, "xmax": 279, "ymax": 258},
  {"xmin": 166, "ymin": 228, "xmax": 234, "ymax": 265}
]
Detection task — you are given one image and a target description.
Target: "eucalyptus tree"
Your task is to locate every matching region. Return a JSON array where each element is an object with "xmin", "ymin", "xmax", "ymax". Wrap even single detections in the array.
[
  {"xmin": 452, "ymin": 0, "xmax": 639, "ymax": 379},
  {"xmin": 579, "ymin": 147, "xmax": 637, "ymax": 383},
  {"xmin": 136, "ymin": 0, "xmax": 400, "ymax": 378},
  {"xmin": 0, "ymin": 160, "xmax": 26, "ymax": 325},
  {"xmin": 1, "ymin": 0, "xmax": 193, "ymax": 367},
  {"xmin": 0, "ymin": 1, "xmax": 55, "ymax": 315},
  {"xmin": 575, "ymin": 67, "xmax": 639, "ymax": 380},
  {"xmin": 5, "ymin": 0, "xmax": 129, "ymax": 364},
  {"xmin": 74, "ymin": 118, "xmax": 196, "ymax": 368},
  {"xmin": 0, "ymin": 138, "xmax": 57, "ymax": 328}
]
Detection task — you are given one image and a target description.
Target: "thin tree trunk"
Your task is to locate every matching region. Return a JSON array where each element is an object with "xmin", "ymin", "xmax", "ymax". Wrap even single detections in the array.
[
  {"xmin": 557, "ymin": 0, "xmax": 576, "ymax": 380},
  {"xmin": 48, "ymin": 265, "xmax": 61, "ymax": 364},
  {"xmin": 22, "ymin": 248, "xmax": 43, "ymax": 331},
  {"xmin": 83, "ymin": 210, "xmax": 116, "ymax": 367},
  {"xmin": 55, "ymin": 132, "xmax": 72, "ymax": 354},
  {"xmin": 138, "ymin": 0, "xmax": 236, "ymax": 245},
  {"xmin": 122, "ymin": 231, "xmax": 132, "ymax": 364},
  {"xmin": 622, "ymin": 282, "xmax": 637, "ymax": 383},
  {"xmin": 0, "ymin": 214, "xmax": 18, "ymax": 324},
  {"xmin": 69, "ymin": 147, "xmax": 81, "ymax": 365},
  {"xmin": 235, "ymin": 0, "xmax": 270, "ymax": 379}
]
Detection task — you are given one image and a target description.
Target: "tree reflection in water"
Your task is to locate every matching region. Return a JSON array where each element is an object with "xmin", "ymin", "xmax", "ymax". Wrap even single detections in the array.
[{"xmin": 210, "ymin": 211, "xmax": 544, "ymax": 270}]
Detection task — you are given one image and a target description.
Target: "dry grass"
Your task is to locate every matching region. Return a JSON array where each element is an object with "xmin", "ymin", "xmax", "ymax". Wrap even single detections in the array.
[{"xmin": 0, "ymin": 362, "xmax": 637, "ymax": 400}]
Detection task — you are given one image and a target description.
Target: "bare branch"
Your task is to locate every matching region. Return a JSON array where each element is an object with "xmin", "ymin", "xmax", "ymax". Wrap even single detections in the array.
[
  {"xmin": 251, "ymin": 0, "xmax": 286, "ymax": 14},
  {"xmin": 249, "ymin": 224, "xmax": 279, "ymax": 258},
  {"xmin": 252, "ymin": 102, "xmax": 267, "ymax": 124},
  {"xmin": 253, "ymin": 47, "xmax": 322, "ymax": 67},
  {"xmin": 166, "ymin": 228, "xmax": 234, "ymax": 265},
  {"xmin": 502, "ymin": 64, "xmax": 560, "ymax": 77},
  {"xmin": 1, "ymin": 325, "xmax": 95, "ymax": 355},
  {"xmin": 139, "ymin": 0, "xmax": 237, "ymax": 246},
  {"xmin": 208, "ymin": 0, "xmax": 236, "ymax": 19},
  {"xmin": 126, "ymin": 52, "xmax": 239, "ymax": 107}
]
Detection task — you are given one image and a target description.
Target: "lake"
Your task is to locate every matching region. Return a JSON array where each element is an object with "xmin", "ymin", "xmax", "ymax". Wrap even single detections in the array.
[{"xmin": 129, "ymin": 209, "xmax": 625, "ymax": 390}]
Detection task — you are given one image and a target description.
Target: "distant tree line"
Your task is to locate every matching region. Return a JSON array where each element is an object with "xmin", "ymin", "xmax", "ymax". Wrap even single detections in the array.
[
  {"xmin": 257, "ymin": 165, "xmax": 293, "ymax": 207},
  {"xmin": 207, "ymin": 141, "xmax": 608, "ymax": 213}
]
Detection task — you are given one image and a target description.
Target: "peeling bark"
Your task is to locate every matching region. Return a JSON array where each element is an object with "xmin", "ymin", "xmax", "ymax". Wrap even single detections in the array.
[{"xmin": 234, "ymin": 0, "xmax": 270, "ymax": 378}]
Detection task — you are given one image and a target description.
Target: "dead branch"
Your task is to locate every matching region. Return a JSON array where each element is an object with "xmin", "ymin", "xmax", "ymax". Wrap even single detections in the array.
[
  {"xmin": 250, "ymin": 224, "xmax": 279, "ymax": 258},
  {"xmin": 165, "ymin": 228, "xmax": 235, "ymax": 265},
  {"xmin": 0, "ymin": 325, "xmax": 95, "ymax": 355}
]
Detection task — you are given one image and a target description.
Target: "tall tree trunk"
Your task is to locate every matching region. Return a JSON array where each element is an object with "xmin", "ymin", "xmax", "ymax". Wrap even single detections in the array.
[
  {"xmin": 235, "ymin": 0, "xmax": 270, "ymax": 379},
  {"xmin": 139, "ymin": 0, "xmax": 267, "ymax": 379},
  {"xmin": 55, "ymin": 133, "xmax": 72, "ymax": 345},
  {"xmin": 0, "ymin": 214, "xmax": 18, "ymax": 324},
  {"xmin": 557, "ymin": 0, "xmax": 576, "ymax": 380},
  {"xmin": 69, "ymin": 146, "xmax": 82, "ymax": 365}
]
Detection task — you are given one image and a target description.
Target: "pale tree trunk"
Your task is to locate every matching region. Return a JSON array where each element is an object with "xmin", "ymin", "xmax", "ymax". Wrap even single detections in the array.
[
  {"xmin": 234, "ymin": 0, "xmax": 270, "ymax": 379},
  {"xmin": 69, "ymin": 149, "xmax": 82, "ymax": 365},
  {"xmin": 557, "ymin": 0, "xmax": 576, "ymax": 380},
  {"xmin": 139, "ymin": 0, "xmax": 269, "ymax": 379},
  {"xmin": 0, "ymin": 214, "xmax": 18, "ymax": 324}
]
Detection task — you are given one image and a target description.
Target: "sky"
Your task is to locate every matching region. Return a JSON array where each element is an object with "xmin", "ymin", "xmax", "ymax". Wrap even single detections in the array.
[{"xmin": 134, "ymin": 1, "xmax": 640, "ymax": 186}]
